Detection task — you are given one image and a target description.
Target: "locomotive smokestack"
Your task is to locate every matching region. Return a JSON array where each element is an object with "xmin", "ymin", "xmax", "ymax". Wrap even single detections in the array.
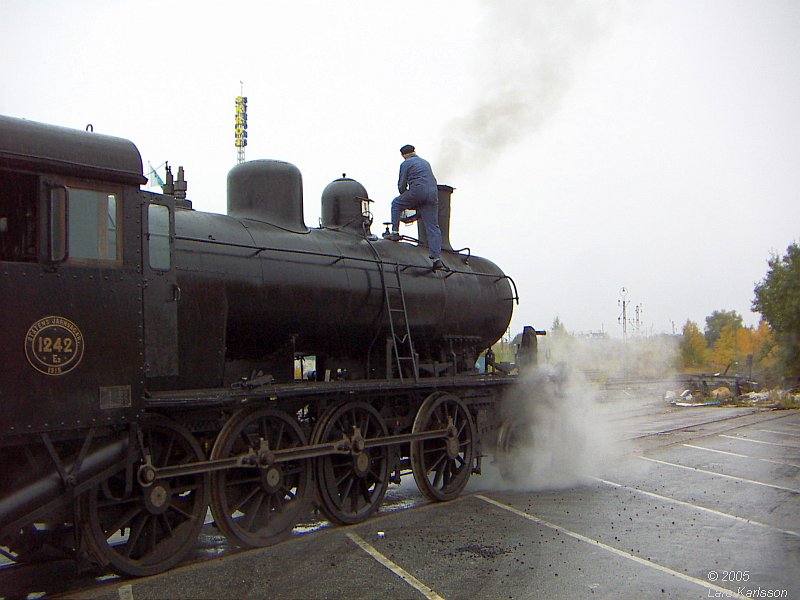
[{"xmin": 417, "ymin": 184, "xmax": 454, "ymax": 252}]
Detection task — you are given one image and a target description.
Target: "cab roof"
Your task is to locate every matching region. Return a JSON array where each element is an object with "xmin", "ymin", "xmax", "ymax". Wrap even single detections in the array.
[{"xmin": 0, "ymin": 114, "xmax": 146, "ymax": 185}]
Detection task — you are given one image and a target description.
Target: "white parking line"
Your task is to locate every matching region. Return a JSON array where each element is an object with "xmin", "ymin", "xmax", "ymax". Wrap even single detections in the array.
[
  {"xmin": 639, "ymin": 457, "xmax": 800, "ymax": 494},
  {"xmin": 683, "ymin": 443, "xmax": 748, "ymax": 458},
  {"xmin": 596, "ymin": 478, "xmax": 800, "ymax": 538},
  {"xmin": 682, "ymin": 443, "xmax": 800, "ymax": 468},
  {"xmin": 758, "ymin": 429, "xmax": 800, "ymax": 438},
  {"xmin": 346, "ymin": 532, "xmax": 444, "ymax": 600},
  {"xmin": 720, "ymin": 434, "xmax": 800, "ymax": 449},
  {"xmin": 118, "ymin": 584, "xmax": 134, "ymax": 600},
  {"xmin": 474, "ymin": 495, "xmax": 750, "ymax": 600}
]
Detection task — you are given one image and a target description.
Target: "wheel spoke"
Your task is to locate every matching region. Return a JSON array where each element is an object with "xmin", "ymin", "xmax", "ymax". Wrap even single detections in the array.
[
  {"xmin": 160, "ymin": 434, "xmax": 175, "ymax": 468},
  {"xmin": 433, "ymin": 405, "xmax": 445, "ymax": 428},
  {"xmin": 265, "ymin": 493, "xmax": 274, "ymax": 515},
  {"xmin": 336, "ymin": 468, "xmax": 352, "ymax": 486},
  {"xmin": 167, "ymin": 501, "xmax": 194, "ymax": 521},
  {"xmin": 360, "ymin": 479, "xmax": 373, "ymax": 505},
  {"xmin": 337, "ymin": 474, "xmax": 355, "ymax": 508},
  {"xmin": 426, "ymin": 452, "xmax": 446, "ymax": 475},
  {"xmin": 106, "ymin": 505, "xmax": 144, "ymax": 538},
  {"xmin": 280, "ymin": 486, "xmax": 297, "ymax": 501},
  {"xmin": 231, "ymin": 485, "xmax": 259, "ymax": 514},
  {"xmin": 242, "ymin": 492, "xmax": 264, "ymax": 532},
  {"xmin": 160, "ymin": 513, "xmax": 173, "ymax": 537},
  {"xmin": 432, "ymin": 462, "xmax": 444, "ymax": 488},
  {"xmin": 148, "ymin": 513, "xmax": 158, "ymax": 555},
  {"xmin": 124, "ymin": 513, "xmax": 149, "ymax": 558},
  {"xmin": 350, "ymin": 408, "xmax": 358, "ymax": 430},
  {"xmin": 446, "ymin": 461, "xmax": 456, "ymax": 481},
  {"xmin": 274, "ymin": 421, "xmax": 285, "ymax": 450}
]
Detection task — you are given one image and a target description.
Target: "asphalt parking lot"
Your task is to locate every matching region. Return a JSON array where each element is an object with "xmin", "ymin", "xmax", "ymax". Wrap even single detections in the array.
[{"xmin": 34, "ymin": 401, "xmax": 795, "ymax": 600}]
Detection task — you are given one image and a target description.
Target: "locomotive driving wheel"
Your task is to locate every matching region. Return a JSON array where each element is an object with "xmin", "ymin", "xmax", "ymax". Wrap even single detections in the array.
[
  {"xmin": 410, "ymin": 392, "xmax": 476, "ymax": 501},
  {"xmin": 209, "ymin": 407, "xmax": 311, "ymax": 547},
  {"xmin": 82, "ymin": 416, "xmax": 209, "ymax": 577},
  {"xmin": 495, "ymin": 418, "xmax": 535, "ymax": 485},
  {"xmin": 312, "ymin": 401, "xmax": 390, "ymax": 525}
]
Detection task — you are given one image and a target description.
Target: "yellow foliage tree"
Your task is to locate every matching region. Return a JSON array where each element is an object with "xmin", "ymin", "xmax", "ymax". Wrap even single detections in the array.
[
  {"xmin": 710, "ymin": 324, "xmax": 738, "ymax": 372},
  {"xmin": 679, "ymin": 320, "xmax": 708, "ymax": 371},
  {"xmin": 735, "ymin": 327, "xmax": 756, "ymax": 360},
  {"xmin": 751, "ymin": 321, "xmax": 779, "ymax": 376}
]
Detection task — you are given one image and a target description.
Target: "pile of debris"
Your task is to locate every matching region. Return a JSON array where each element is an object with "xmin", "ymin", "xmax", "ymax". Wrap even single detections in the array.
[{"xmin": 664, "ymin": 385, "xmax": 800, "ymax": 409}]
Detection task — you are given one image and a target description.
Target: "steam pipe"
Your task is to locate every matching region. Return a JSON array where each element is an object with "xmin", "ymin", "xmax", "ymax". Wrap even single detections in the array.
[{"xmin": 0, "ymin": 437, "xmax": 129, "ymax": 532}]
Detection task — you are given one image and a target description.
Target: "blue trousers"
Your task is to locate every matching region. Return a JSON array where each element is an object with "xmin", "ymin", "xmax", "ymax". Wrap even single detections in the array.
[{"xmin": 391, "ymin": 189, "xmax": 442, "ymax": 259}]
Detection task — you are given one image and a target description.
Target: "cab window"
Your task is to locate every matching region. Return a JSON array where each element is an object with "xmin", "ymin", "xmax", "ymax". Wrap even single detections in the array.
[
  {"xmin": 147, "ymin": 203, "xmax": 171, "ymax": 270},
  {"xmin": 0, "ymin": 170, "xmax": 38, "ymax": 263},
  {"xmin": 67, "ymin": 187, "xmax": 120, "ymax": 261}
]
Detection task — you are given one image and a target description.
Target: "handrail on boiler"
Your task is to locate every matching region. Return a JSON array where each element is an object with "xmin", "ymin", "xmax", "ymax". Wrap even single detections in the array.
[{"xmin": 173, "ymin": 235, "xmax": 519, "ymax": 304}]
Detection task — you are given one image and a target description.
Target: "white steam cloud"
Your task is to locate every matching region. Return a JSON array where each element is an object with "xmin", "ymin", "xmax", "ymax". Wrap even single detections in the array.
[
  {"xmin": 436, "ymin": 0, "xmax": 617, "ymax": 180},
  {"xmin": 475, "ymin": 334, "xmax": 677, "ymax": 492}
]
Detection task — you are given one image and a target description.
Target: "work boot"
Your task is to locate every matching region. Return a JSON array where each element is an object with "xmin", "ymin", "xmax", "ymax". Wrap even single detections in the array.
[{"xmin": 383, "ymin": 231, "xmax": 401, "ymax": 242}]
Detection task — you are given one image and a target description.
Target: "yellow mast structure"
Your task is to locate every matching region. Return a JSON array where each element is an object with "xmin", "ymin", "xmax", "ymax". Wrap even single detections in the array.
[{"xmin": 235, "ymin": 82, "xmax": 248, "ymax": 164}]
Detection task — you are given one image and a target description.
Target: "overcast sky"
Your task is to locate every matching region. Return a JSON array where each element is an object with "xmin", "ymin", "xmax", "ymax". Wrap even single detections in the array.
[{"xmin": 2, "ymin": 0, "xmax": 798, "ymax": 337}]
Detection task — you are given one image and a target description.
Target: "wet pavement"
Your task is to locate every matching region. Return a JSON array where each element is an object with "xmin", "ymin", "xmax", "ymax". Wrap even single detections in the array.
[{"xmin": 2, "ymin": 387, "xmax": 798, "ymax": 599}]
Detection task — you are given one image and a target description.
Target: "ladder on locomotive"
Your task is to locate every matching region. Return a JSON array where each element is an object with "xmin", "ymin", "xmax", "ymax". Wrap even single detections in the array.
[{"xmin": 380, "ymin": 262, "xmax": 419, "ymax": 382}]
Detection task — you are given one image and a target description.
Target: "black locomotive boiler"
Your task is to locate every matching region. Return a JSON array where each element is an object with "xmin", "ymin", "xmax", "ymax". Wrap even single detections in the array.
[{"xmin": 0, "ymin": 114, "xmax": 533, "ymax": 576}]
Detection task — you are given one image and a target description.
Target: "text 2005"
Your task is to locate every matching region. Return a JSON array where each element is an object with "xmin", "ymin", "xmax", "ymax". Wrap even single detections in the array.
[{"xmin": 721, "ymin": 571, "xmax": 750, "ymax": 582}]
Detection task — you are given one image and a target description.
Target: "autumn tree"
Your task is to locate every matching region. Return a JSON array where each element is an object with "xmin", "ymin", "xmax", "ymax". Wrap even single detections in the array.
[
  {"xmin": 704, "ymin": 309, "xmax": 743, "ymax": 346},
  {"xmin": 753, "ymin": 242, "xmax": 800, "ymax": 377},
  {"xmin": 679, "ymin": 320, "xmax": 708, "ymax": 370},
  {"xmin": 751, "ymin": 321, "xmax": 778, "ymax": 375},
  {"xmin": 710, "ymin": 324, "xmax": 739, "ymax": 373}
]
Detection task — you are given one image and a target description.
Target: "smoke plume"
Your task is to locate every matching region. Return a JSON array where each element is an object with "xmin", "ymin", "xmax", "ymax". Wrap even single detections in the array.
[{"xmin": 436, "ymin": 0, "xmax": 616, "ymax": 180}]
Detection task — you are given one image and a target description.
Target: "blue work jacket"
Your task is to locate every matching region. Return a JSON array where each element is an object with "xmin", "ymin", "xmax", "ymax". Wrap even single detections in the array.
[{"xmin": 398, "ymin": 154, "xmax": 438, "ymax": 198}]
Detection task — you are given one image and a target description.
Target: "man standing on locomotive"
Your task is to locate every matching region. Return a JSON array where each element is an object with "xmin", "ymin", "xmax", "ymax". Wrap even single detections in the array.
[{"xmin": 384, "ymin": 144, "xmax": 444, "ymax": 270}]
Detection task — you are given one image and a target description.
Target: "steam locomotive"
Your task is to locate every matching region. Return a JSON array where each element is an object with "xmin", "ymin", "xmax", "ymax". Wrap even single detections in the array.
[{"xmin": 0, "ymin": 115, "xmax": 533, "ymax": 576}]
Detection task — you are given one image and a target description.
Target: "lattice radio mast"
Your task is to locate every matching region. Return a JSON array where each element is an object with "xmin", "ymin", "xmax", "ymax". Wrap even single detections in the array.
[{"xmin": 235, "ymin": 82, "xmax": 248, "ymax": 164}]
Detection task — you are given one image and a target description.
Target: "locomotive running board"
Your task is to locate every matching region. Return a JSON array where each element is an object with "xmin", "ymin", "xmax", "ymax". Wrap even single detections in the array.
[{"xmin": 144, "ymin": 374, "xmax": 518, "ymax": 408}]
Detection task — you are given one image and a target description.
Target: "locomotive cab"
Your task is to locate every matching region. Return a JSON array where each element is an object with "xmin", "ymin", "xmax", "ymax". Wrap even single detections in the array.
[{"xmin": 0, "ymin": 116, "xmax": 156, "ymax": 438}]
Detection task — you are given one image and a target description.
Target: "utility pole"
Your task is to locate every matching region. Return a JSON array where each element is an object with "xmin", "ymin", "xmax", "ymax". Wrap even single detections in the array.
[{"xmin": 618, "ymin": 287, "xmax": 629, "ymax": 340}]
